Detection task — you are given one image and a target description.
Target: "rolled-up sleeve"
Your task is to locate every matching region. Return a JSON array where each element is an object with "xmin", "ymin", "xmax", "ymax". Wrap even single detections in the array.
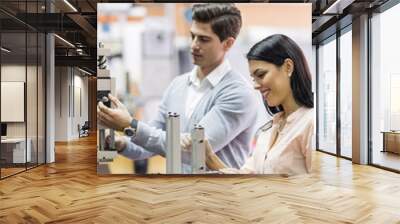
[
  {"xmin": 119, "ymin": 136, "xmax": 156, "ymax": 160},
  {"xmin": 128, "ymin": 78, "xmax": 177, "ymax": 156}
]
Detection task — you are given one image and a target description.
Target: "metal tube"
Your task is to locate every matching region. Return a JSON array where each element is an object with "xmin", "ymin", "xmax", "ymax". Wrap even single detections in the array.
[
  {"xmin": 166, "ymin": 112, "xmax": 181, "ymax": 174},
  {"xmin": 99, "ymin": 129, "xmax": 105, "ymax": 151},
  {"xmin": 109, "ymin": 129, "xmax": 115, "ymax": 150},
  {"xmin": 191, "ymin": 124, "xmax": 206, "ymax": 174},
  {"xmin": 97, "ymin": 42, "xmax": 117, "ymax": 164}
]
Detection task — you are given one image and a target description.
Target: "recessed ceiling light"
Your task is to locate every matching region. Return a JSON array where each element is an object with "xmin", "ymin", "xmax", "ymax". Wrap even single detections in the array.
[
  {"xmin": 54, "ymin": 34, "xmax": 75, "ymax": 48},
  {"xmin": 323, "ymin": 0, "xmax": 355, "ymax": 15},
  {"xmin": 78, "ymin": 67, "xmax": 93, "ymax": 76},
  {"xmin": 1, "ymin": 47, "xmax": 11, "ymax": 53},
  {"xmin": 63, "ymin": 0, "xmax": 78, "ymax": 12}
]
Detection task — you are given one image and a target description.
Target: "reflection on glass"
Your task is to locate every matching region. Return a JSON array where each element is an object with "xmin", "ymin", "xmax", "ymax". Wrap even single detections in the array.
[
  {"xmin": 318, "ymin": 38, "xmax": 337, "ymax": 154},
  {"xmin": 371, "ymin": 4, "xmax": 400, "ymax": 171},
  {"xmin": 340, "ymin": 30, "xmax": 352, "ymax": 158},
  {"xmin": 27, "ymin": 31, "xmax": 38, "ymax": 169},
  {"xmin": 0, "ymin": 1, "xmax": 47, "ymax": 179},
  {"xmin": 38, "ymin": 32, "xmax": 46, "ymax": 165},
  {"xmin": 1, "ymin": 31, "xmax": 27, "ymax": 177}
]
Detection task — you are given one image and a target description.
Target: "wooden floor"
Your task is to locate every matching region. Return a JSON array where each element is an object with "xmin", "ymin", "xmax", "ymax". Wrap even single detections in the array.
[
  {"xmin": 372, "ymin": 150, "xmax": 400, "ymax": 171},
  {"xmin": 0, "ymin": 167, "xmax": 26, "ymax": 178},
  {"xmin": 1, "ymin": 135, "xmax": 400, "ymax": 223}
]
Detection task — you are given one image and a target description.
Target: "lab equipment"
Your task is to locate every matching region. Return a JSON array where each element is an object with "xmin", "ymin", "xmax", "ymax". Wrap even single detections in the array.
[
  {"xmin": 97, "ymin": 42, "xmax": 117, "ymax": 164},
  {"xmin": 166, "ymin": 112, "xmax": 181, "ymax": 174}
]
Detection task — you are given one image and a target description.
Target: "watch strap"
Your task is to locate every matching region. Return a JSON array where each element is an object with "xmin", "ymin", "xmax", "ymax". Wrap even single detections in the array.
[{"xmin": 130, "ymin": 119, "xmax": 138, "ymax": 130}]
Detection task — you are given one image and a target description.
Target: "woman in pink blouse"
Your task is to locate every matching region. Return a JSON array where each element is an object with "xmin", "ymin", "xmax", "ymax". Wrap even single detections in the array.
[{"xmin": 212, "ymin": 34, "xmax": 314, "ymax": 175}]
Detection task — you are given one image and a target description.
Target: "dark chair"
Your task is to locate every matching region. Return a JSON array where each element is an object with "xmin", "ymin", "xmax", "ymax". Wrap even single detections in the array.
[{"xmin": 79, "ymin": 121, "xmax": 90, "ymax": 138}]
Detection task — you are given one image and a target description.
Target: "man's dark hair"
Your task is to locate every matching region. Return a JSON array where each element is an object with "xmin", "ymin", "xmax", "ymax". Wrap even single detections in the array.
[
  {"xmin": 192, "ymin": 3, "xmax": 242, "ymax": 42},
  {"xmin": 247, "ymin": 34, "xmax": 314, "ymax": 116}
]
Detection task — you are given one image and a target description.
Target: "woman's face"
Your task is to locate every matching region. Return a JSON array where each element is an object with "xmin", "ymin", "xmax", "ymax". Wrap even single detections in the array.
[{"xmin": 249, "ymin": 59, "xmax": 293, "ymax": 107}]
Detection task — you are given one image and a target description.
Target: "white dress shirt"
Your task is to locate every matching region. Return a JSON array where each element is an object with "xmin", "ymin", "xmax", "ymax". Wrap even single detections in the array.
[
  {"xmin": 241, "ymin": 107, "xmax": 314, "ymax": 175},
  {"xmin": 185, "ymin": 59, "xmax": 231, "ymax": 120}
]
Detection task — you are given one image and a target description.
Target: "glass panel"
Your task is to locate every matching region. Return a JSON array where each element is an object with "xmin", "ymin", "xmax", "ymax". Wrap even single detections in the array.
[
  {"xmin": 38, "ymin": 32, "xmax": 45, "ymax": 165},
  {"xmin": 27, "ymin": 31, "xmax": 38, "ymax": 169},
  {"xmin": 0, "ymin": 0, "xmax": 46, "ymax": 178},
  {"xmin": 339, "ymin": 29, "xmax": 352, "ymax": 158},
  {"xmin": 26, "ymin": 0, "xmax": 38, "ymax": 169},
  {"xmin": 371, "ymin": 4, "xmax": 400, "ymax": 171},
  {"xmin": 1, "ymin": 31, "xmax": 27, "ymax": 177},
  {"xmin": 317, "ymin": 37, "xmax": 337, "ymax": 154}
]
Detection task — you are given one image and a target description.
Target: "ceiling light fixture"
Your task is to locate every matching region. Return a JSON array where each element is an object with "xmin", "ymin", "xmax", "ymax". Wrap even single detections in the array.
[
  {"xmin": 63, "ymin": 0, "xmax": 78, "ymax": 12},
  {"xmin": 54, "ymin": 34, "xmax": 75, "ymax": 48},
  {"xmin": 323, "ymin": 0, "xmax": 355, "ymax": 15},
  {"xmin": 78, "ymin": 67, "xmax": 93, "ymax": 76},
  {"xmin": 1, "ymin": 47, "xmax": 11, "ymax": 53}
]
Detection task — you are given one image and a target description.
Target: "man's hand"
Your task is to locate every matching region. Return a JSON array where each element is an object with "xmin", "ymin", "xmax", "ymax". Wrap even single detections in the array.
[
  {"xmin": 106, "ymin": 135, "xmax": 128, "ymax": 152},
  {"xmin": 97, "ymin": 94, "xmax": 133, "ymax": 131},
  {"xmin": 180, "ymin": 136, "xmax": 227, "ymax": 171},
  {"xmin": 204, "ymin": 139, "xmax": 227, "ymax": 170},
  {"xmin": 180, "ymin": 133, "xmax": 192, "ymax": 151}
]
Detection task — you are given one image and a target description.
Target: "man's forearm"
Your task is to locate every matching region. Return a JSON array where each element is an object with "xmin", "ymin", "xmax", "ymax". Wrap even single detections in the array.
[{"xmin": 119, "ymin": 140, "xmax": 155, "ymax": 160}]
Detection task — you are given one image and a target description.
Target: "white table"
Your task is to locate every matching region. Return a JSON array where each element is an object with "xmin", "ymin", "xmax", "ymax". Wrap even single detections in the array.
[{"xmin": 1, "ymin": 138, "xmax": 31, "ymax": 163}]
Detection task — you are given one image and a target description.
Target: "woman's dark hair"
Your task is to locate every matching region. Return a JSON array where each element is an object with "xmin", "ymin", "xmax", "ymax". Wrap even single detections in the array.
[
  {"xmin": 246, "ymin": 34, "xmax": 314, "ymax": 115},
  {"xmin": 192, "ymin": 3, "xmax": 242, "ymax": 42}
]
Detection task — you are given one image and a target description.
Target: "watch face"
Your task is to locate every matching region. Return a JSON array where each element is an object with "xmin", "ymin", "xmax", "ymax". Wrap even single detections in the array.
[{"xmin": 125, "ymin": 128, "xmax": 135, "ymax": 136}]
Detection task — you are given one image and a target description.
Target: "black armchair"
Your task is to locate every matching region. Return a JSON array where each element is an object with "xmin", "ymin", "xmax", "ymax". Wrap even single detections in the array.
[{"xmin": 79, "ymin": 121, "xmax": 90, "ymax": 138}]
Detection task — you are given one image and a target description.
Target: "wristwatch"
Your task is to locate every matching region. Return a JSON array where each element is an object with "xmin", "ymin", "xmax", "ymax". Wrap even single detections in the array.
[{"xmin": 124, "ymin": 119, "xmax": 138, "ymax": 137}]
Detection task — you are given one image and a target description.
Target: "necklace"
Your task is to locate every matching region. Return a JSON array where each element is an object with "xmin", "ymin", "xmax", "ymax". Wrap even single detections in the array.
[{"xmin": 277, "ymin": 118, "xmax": 286, "ymax": 134}]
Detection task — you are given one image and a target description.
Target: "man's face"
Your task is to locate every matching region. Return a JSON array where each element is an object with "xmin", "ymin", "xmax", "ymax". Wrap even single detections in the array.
[{"xmin": 190, "ymin": 21, "xmax": 227, "ymax": 68}]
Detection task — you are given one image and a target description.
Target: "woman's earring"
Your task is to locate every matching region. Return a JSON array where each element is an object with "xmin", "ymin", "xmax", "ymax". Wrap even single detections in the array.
[{"xmin": 288, "ymin": 72, "xmax": 292, "ymax": 78}]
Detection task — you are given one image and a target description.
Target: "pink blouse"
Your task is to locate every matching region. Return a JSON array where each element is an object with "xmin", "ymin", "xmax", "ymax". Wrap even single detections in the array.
[{"xmin": 241, "ymin": 107, "xmax": 314, "ymax": 175}]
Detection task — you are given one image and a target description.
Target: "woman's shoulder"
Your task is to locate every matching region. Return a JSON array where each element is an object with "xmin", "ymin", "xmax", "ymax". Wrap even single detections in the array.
[
  {"xmin": 290, "ymin": 107, "xmax": 314, "ymax": 123},
  {"xmin": 303, "ymin": 107, "xmax": 314, "ymax": 123},
  {"xmin": 299, "ymin": 107, "xmax": 314, "ymax": 134},
  {"xmin": 303, "ymin": 107, "xmax": 314, "ymax": 114}
]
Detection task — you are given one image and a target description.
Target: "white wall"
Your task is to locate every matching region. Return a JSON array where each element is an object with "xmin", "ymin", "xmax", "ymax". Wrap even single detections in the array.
[
  {"xmin": 73, "ymin": 73, "xmax": 89, "ymax": 138},
  {"xmin": 54, "ymin": 67, "xmax": 89, "ymax": 141},
  {"xmin": 1, "ymin": 64, "xmax": 46, "ymax": 163},
  {"xmin": 1, "ymin": 65, "xmax": 28, "ymax": 138}
]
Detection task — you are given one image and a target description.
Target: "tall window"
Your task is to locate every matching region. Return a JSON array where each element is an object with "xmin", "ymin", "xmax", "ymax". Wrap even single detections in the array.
[
  {"xmin": 317, "ymin": 36, "xmax": 337, "ymax": 154},
  {"xmin": 339, "ymin": 28, "xmax": 352, "ymax": 158},
  {"xmin": 371, "ymin": 3, "xmax": 400, "ymax": 171}
]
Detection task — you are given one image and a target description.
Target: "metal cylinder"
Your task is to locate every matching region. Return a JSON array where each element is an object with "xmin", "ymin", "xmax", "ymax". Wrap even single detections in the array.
[
  {"xmin": 166, "ymin": 112, "xmax": 181, "ymax": 174},
  {"xmin": 99, "ymin": 129, "xmax": 105, "ymax": 151},
  {"xmin": 97, "ymin": 55, "xmax": 107, "ymax": 69},
  {"xmin": 191, "ymin": 124, "xmax": 206, "ymax": 174},
  {"xmin": 109, "ymin": 129, "xmax": 115, "ymax": 150},
  {"xmin": 97, "ymin": 42, "xmax": 107, "ymax": 69}
]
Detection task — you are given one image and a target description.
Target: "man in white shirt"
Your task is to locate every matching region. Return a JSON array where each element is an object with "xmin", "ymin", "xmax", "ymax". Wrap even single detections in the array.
[{"xmin": 98, "ymin": 3, "xmax": 266, "ymax": 169}]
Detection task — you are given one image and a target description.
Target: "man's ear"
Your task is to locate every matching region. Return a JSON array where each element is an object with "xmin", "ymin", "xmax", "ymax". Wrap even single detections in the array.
[{"xmin": 223, "ymin": 37, "xmax": 235, "ymax": 51}]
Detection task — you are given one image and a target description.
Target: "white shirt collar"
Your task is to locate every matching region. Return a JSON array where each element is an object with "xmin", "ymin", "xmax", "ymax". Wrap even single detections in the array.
[{"xmin": 188, "ymin": 59, "xmax": 231, "ymax": 88}]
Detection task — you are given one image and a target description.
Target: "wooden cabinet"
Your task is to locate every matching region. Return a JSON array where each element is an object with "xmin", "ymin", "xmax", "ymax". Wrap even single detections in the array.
[{"xmin": 382, "ymin": 131, "xmax": 400, "ymax": 154}]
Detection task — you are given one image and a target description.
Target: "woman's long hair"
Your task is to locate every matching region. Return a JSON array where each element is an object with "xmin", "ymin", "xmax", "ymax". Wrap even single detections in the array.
[{"xmin": 247, "ymin": 34, "xmax": 313, "ymax": 115}]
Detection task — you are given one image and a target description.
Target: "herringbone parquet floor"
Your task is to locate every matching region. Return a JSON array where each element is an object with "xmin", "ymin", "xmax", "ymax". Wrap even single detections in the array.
[{"xmin": 1, "ymin": 135, "xmax": 400, "ymax": 223}]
